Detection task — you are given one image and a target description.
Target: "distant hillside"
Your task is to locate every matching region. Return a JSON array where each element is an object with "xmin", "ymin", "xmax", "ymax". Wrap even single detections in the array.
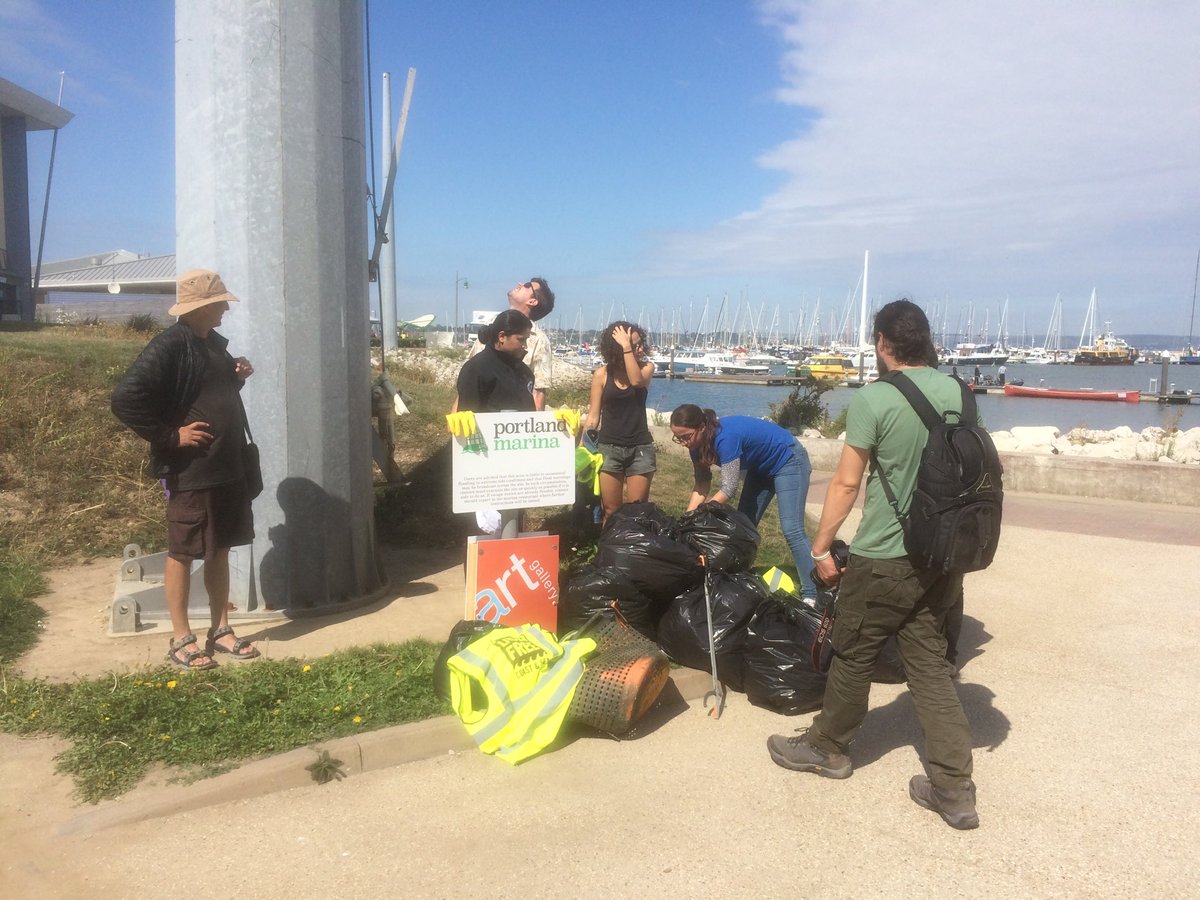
[{"xmin": 1124, "ymin": 335, "xmax": 1196, "ymax": 350}]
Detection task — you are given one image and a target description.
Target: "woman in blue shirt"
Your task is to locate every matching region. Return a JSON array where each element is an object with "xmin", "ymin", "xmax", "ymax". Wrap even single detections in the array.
[{"xmin": 670, "ymin": 404, "xmax": 816, "ymax": 596}]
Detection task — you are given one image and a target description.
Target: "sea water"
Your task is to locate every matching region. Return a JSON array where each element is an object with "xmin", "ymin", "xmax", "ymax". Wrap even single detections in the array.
[{"xmin": 644, "ymin": 363, "xmax": 1200, "ymax": 433}]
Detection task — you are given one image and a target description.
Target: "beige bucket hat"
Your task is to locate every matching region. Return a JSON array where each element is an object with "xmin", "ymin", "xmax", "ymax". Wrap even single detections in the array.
[{"xmin": 170, "ymin": 268, "xmax": 238, "ymax": 317}]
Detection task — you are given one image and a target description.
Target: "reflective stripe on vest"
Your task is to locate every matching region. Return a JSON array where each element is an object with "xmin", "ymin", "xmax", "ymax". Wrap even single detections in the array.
[
  {"xmin": 447, "ymin": 624, "xmax": 597, "ymax": 764},
  {"xmin": 761, "ymin": 566, "xmax": 796, "ymax": 595}
]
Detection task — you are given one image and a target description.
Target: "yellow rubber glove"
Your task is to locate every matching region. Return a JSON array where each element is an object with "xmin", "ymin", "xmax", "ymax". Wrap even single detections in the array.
[
  {"xmin": 553, "ymin": 408, "xmax": 582, "ymax": 437},
  {"xmin": 445, "ymin": 411, "xmax": 478, "ymax": 438}
]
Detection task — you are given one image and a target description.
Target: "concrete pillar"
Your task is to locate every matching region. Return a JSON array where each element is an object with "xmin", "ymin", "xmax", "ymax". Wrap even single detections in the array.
[
  {"xmin": 176, "ymin": 0, "xmax": 383, "ymax": 611},
  {"xmin": 0, "ymin": 115, "xmax": 33, "ymax": 320}
]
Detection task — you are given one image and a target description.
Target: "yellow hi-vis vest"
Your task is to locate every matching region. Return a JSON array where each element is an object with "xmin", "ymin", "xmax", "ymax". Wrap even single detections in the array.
[
  {"xmin": 761, "ymin": 566, "xmax": 797, "ymax": 595},
  {"xmin": 447, "ymin": 625, "xmax": 597, "ymax": 764},
  {"xmin": 575, "ymin": 446, "xmax": 603, "ymax": 496}
]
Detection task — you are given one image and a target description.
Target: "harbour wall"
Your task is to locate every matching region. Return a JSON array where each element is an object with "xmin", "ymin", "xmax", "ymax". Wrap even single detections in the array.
[{"xmin": 799, "ymin": 438, "xmax": 1200, "ymax": 508}]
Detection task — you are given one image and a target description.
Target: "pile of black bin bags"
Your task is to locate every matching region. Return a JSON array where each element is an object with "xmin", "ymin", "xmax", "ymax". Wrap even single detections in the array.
[{"xmin": 558, "ymin": 501, "xmax": 905, "ymax": 715}]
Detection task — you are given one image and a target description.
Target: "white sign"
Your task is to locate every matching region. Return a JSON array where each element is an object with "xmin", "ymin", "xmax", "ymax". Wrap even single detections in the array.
[
  {"xmin": 451, "ymin": 411, "xmax": 575, "ymax": 513},
  {"xmin": 471, "ymin": 309, "xmax": 503, "ymax": 325}
]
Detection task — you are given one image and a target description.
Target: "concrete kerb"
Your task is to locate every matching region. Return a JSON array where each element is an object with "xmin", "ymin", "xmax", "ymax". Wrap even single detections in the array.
[{"xmin": 58, "ymin": 667, "xmax": 716, "ymax": 836}]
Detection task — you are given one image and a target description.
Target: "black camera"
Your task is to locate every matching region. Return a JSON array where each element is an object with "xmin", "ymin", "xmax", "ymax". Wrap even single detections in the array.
[{"xmin": 810, "ymin": 539, "xmax": 850, "ymax": 592}]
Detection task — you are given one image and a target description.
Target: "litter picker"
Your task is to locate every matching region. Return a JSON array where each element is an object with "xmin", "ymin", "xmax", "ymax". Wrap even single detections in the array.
[{"xmin": 699, "ymin": 556, "xmax": 726, "ymax": 719}]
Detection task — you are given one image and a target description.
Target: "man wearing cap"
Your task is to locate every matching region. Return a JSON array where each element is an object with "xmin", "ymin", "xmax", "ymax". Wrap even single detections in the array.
[
  {"xmin": 464, "ymin": 277, "xmax": 555, "ymax": 410},
  {"xmin": 112, "ymin": 268, "xmax": 260, "ymax": 669}
]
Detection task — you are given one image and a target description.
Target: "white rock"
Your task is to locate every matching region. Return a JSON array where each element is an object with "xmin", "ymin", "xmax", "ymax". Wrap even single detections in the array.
[
  {"xmin": 990, "ymin": 432, "xmax": 1020, "ymax": 453},
  {"xmin": 1011, "ymin": 426, "xmax": 1061, "ymax": 446},
  {"xmin": 1134, "ymin": 442, "xmax": 1163, "ymax": 462},
  {"xmin": 1111, "ymin": 425, "xmax": 1136, "ymax": 440},
  {"xmin": 1052, "ymin": 436, "xmax": 1076, "ymax": 455},
  {"xmin": 1171, "ymin": 445, "xmax": 1200, "ymax": 464},
  {"xmin": 1080, "ymin": 442, "xmax": 1125, "ymax": 459}
]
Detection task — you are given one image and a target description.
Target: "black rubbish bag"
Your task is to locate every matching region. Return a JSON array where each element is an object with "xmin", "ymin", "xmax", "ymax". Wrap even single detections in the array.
[
  {"xmin": 594, "ymin": 506, "xmax": 701, "ymax": 604},
  {"xmin": 559, "ymin": 564, "xmax": 667, "ymax": 641},
  {"xmin": 742, "ymin": 598, "xmax": 829, "ymax": 715},
  {"xmin": 433, "ymin": 619, "xmax": 499, "ymax": 702},
  {"xmin": 655, "ymin": 572, "xmax": 767, "ymax": 691},
  {"xmin": 676, "ymin": 502, "xmax": 760, "ymax": 573},
  {"xmin": 602, "ymin": 500, "xmax": 679, "ymax": 541}
]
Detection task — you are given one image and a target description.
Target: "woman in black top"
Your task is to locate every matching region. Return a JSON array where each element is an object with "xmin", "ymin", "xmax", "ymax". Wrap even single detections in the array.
[
  {"xmin": 583, "ymin": 320, "xmax": 656, "ymax": 523},
  {"xmin": 455, "ymin": 310, "xmax": 536, "ymax": 413}
]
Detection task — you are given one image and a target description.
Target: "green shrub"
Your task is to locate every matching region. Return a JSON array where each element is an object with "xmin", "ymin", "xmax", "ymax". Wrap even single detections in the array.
[
  {"xmin": 124, "ymin": 313, "xmax": 160, "ymax": 334},
  {"xmin": 821, "ymin": 406, "xmax": 849, "ymax": 438},
  {"xmin": 768, "ymin": 376, "xmax": 833, "ymax": 432}
]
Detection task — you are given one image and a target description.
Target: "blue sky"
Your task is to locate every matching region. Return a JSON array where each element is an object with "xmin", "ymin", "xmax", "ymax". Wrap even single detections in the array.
[{"xmin": 3, "ymin": 0, "xmax": 1199, "ymax": 342}]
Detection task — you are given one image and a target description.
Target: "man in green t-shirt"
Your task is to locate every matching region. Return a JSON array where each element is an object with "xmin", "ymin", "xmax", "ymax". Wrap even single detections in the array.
[{"xmin": 766, "ymin": 299, "xmax": 979, "ymax": 830}]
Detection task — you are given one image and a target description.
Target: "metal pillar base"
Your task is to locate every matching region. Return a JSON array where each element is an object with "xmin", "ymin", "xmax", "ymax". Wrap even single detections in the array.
[{"xmin": 109, "ymin": 543, "xmax": 285, "ymax": 636}]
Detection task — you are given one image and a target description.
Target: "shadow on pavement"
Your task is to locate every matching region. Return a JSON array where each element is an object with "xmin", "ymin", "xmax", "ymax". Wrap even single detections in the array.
[{"xmin": 850, "ymin": 681, "xmax": 1011, "ymax": 769}]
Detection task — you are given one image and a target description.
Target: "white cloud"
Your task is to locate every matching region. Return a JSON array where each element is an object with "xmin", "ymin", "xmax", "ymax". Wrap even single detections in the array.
[{"xmin": 656, "ymin": 0, "xmax": 1200, "ymax": 328}]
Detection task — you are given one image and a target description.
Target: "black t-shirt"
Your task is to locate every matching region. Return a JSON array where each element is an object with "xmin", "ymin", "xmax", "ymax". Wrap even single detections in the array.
[
  {"xmin": 455, "ymin": 345, "xmax": 536, "ymax": 413},
  {"xmin": 174, "ymin": 338, "xmax": 246, "ymax": 490}
]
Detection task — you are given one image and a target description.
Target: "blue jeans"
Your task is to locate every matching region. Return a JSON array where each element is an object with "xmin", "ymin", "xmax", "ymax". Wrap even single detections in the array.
[{"xmin": 737, "ymin": 439, "xmax": 815, "ymax": 595}]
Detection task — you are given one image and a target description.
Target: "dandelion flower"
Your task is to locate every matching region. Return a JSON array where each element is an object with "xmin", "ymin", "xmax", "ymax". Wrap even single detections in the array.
[
  {"xmin": 160, "ymin": 734, "xmax": 171, "ymax": 741},
  {"xmin": 302, "ymin": 665, "xmax": 311, "ymax": 673},
  {"xmin": 166, "ymin": 680, "xmax": 178, "ymax": 689},
  {"xmin": 352, "ymin": 715, "xmax": 363, "ymax": 724},
  {"xmin": 333, "ymin": 705, "xmax": 342, "ymax": 712}
]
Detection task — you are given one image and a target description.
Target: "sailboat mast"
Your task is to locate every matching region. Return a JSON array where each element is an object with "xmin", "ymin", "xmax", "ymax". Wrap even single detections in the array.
[
  {"xmin": 858, "ymin": 250, "xmax": 869, "ymax": 349},
  {"xmin": 1188, "ymin": 247, "xmax": 1199, "ymax": 348}
]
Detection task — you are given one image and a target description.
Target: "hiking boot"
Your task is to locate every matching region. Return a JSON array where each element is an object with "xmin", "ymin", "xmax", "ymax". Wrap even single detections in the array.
[
  {"xmin": 908, "ymin": 775, "xmax": 979, "ymax": 830},
  {"xmin": 766, "ymin": 730, "xmax": 852, "ymax": 779}
]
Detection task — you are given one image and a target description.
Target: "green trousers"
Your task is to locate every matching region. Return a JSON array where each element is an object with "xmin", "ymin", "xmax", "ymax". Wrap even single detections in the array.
[{"xmin": 809, "ymin": 554, "xmax": 973, "ymax": 790}]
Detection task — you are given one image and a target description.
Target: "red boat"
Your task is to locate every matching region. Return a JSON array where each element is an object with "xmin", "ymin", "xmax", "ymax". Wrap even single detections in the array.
[{"xmin": 1002, "ymin": 384, "xmax": 1140, "ymax": 403}]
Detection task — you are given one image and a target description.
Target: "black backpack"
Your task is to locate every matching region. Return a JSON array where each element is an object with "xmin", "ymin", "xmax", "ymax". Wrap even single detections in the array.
[{"xmin": 873, "ymin": 371, "xmax": 1003, "ymax": 574}]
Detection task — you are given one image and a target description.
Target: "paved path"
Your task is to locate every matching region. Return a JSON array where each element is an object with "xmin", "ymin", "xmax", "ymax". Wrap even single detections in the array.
[{"xmin": 3, "ymin": 492, "xmax": 1198, "ymax": 898}]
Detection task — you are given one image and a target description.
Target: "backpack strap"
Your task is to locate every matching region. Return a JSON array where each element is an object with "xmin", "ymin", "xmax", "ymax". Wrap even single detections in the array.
[
  {"xmin": 877, "ymin": 370, "xmax": 976, "ymax": 428},
  {"xmin": 870, "ymin": 370, "xmax": 975, "ymax": 530}
]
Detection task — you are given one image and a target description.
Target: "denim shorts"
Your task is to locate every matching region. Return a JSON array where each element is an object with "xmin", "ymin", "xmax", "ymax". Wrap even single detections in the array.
[{"xmin": 597, "ymin": 441, "xmax": 657, "ymax": 476}]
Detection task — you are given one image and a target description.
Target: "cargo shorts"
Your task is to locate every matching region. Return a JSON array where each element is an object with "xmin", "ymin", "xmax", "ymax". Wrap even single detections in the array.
[{"xmin": 166, "ymin": 480, "xmax": 255, "ymax": 562}]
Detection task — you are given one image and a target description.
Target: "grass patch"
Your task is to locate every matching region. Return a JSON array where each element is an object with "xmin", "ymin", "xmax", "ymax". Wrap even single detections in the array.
[
  {"xmin": 0, "ymin": 641, "xmax": 445, "ymax": 803},
  {"xmin": 0, "ymin": 324, "xmax": 166, "ymax": 562},
  {"xmin": 0, "ymin": 556, "xmax": 47, "ymax": 662}
]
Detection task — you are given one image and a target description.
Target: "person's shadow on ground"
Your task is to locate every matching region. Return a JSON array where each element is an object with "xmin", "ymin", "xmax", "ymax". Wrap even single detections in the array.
[{"xmin": 849, "ymin": 615, "xmax": 1010, "ymax": 768}]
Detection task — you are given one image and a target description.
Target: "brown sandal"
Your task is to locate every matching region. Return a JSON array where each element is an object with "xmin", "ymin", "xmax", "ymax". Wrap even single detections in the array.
[
  {"xmin": 167, "ymin": 633, "xmax": 218, "ymax": 670},
  {"xmin": 206, "ymin": 625, "xmax": 260, "ymax": 659}
]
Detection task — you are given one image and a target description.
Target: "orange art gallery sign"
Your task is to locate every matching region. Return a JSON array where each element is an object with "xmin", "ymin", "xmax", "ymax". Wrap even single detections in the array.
[{"xmin": 463, "ymin": 534, "xmax": 559, "ymax": 631}]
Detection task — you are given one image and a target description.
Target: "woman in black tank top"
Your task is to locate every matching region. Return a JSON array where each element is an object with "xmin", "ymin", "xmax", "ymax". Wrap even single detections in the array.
[{"xmin": 583, "ymin": 321, "xmax": 657, "ymax": 523}]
